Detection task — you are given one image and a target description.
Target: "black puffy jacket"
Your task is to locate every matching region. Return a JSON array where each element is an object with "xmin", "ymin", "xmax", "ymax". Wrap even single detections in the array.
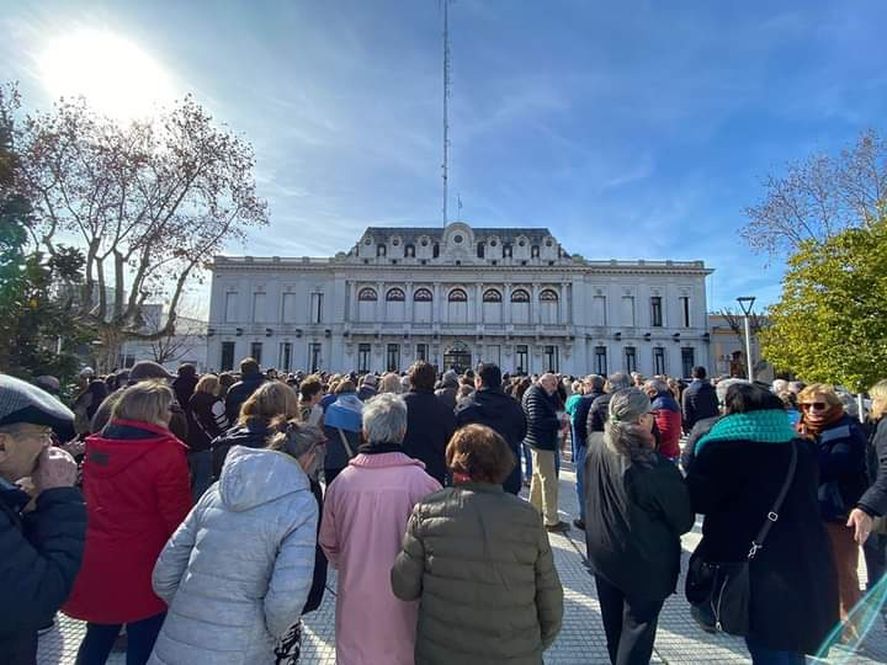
[
  {"xmin": 0, "ymin": 483, "xmax": 86, "ymax": 664},
  {"xmin": 521, "ymin": 385, "xmax": 559, "ymax": 451},
  {"xmin": 456, "ymin": 388, "xmax": 528, "ymax": 494}
]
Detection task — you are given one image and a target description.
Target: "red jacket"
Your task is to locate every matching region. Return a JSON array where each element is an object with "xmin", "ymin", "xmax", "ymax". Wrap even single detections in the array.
[
  {"xmin": 651, "ymin": 392, "xmax": 682, "ymax": 460},
  {"xmin": 63, "ymin": 420, "xmax": 192, "ymax": 623}
]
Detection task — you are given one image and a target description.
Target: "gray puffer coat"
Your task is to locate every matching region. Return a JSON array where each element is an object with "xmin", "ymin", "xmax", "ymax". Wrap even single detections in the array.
[{"xmin": 148, "ymin": 445, "xmax": 318, "ymax": 665}]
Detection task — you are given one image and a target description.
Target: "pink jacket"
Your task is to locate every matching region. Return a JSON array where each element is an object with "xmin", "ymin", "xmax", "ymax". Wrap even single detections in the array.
[{"xmin": 320, "ymin": 451, "xmax": 441, "ymax": 665}]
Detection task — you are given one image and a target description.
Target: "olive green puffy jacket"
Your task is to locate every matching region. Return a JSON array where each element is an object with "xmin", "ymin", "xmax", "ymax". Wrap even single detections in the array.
[{"xmin": 391, "ymin": 483, "xmax": 563, "ymax": 665}]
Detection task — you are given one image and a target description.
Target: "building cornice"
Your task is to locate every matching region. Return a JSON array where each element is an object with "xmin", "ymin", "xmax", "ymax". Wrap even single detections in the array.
[{"xmin": 211, "ymin": 255, "xmax": 713, "ymax": 278}]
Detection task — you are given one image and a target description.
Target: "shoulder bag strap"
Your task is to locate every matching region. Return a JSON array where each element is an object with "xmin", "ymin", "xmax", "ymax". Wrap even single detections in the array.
[
  {"xmin": 748, "ymin": 440, "xmax": 798, "ymax": 559},
  {"xmin": 337, "ymin": 428, "xmax": 355, "ymax": 459}
]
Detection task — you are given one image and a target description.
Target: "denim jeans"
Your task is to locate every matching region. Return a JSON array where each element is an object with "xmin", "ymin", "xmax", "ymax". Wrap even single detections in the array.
[
  {"xmin": 188, "ymin": 449, "xmax": 213, "ymax": 503},
  {"xmin": 76, "ymin": 612, "xmax": 165, "ymax": 665},
  {"xmin": 522, "ymin": 443, "xmax": 533, "ymax": 480},
  {"xmin": 575, "ymin": 444, "xmax": 587, "ymax": 522},
  {"xmin": 744, "ymin": 636, "xmax": 806, "ymax": 664}
]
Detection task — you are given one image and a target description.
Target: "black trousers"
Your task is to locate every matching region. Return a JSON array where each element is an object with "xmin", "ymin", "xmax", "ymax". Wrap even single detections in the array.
[{"xmin": 594, "ymin": 574, "xmax": 664, "ymax": 665}]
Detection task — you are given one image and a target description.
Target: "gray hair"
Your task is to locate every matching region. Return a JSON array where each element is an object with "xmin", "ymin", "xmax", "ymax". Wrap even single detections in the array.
[
  {"xmin": 771, "ymin": 379, "xmax": 789, "ymax": 394},
  {"xmin": 716, "ymin": 378, "xmax": 750, "ymax": 406},
  {"xmin": 362, "ymin": 393, "xmax": 408, "ymax": 445},
  {"xmin": 606, "ymin": 371, "xmax": 631, "ymax": 393},
  {"xmin": 644, "ymin": 378, "xmax": 669, "ymax": 395},
  {"xmin": 604, "ymin": 388, "xmax": 655, "ymax": 464}
]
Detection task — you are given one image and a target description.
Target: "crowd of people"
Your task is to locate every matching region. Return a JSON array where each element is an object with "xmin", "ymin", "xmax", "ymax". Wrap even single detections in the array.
[{"xmin": 1, "ymin": 357, "xmax": 886, "ymax": 665}]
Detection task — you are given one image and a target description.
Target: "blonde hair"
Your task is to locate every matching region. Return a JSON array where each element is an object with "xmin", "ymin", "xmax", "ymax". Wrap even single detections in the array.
[
  {"xmin": 797, "ymin": 383, "xmax": 843, "ymax": 410},
  {"xmin": 110, "ymin": 380, "xmax": 174, "ymax": 425},
  {"xmin": 195, "ymin": 374, "xmax": 221, "ymax": 397},
  {"xmin": 378, "ymin": 372, "xmax": 402, "ymax": 394},
  {"xmin": 239, "ymin": 381, "xmax": 299, "ymax": 425},
  {"xmin": 870, "ymin": 380, "xmax": 887, "ymax": 419}
]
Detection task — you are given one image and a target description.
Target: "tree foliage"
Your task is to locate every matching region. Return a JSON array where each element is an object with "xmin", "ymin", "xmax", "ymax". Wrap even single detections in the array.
[
  {"xmin": 759, "ymin": 213, "xmax": 887, "ymax": 391},
  {"xmin": 0, "ymin": 84, "xmax": 86, "ymax": 381},
  {"xmin": 3, "ymin": 85, "xmax": 268, "ymax": 369},
  {"xmin": 742, "ymin": 130, "xmax": 887, "ymax": 258}
]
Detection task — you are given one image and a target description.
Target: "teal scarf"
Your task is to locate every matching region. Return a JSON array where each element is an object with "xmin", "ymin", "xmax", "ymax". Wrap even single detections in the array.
[{"xmin": 695, "ymin": 410, "xmax": 796, "ymax": 455}]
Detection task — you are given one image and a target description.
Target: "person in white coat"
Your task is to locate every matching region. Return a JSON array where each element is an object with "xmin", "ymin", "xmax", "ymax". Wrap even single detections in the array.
[{"xmin": 148, "ymin": 421, "xmax": 323, "ymax": 665}]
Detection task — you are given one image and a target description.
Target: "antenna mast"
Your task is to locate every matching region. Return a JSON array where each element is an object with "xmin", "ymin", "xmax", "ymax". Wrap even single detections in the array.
[{"xmin": 441, "ymin": 0, "xmax": 451, "ymax": 227}]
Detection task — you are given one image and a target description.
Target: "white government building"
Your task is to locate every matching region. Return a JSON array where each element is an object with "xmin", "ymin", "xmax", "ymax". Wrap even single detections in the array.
[{"xmin": 207, "ymin": 222, "xmax": 712, "ymax": 377}]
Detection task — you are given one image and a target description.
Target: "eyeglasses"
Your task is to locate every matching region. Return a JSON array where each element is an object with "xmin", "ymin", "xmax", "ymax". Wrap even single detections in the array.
[{"xmin": 800, "ymin": 402, "xmax": 827, "ymax": 411}]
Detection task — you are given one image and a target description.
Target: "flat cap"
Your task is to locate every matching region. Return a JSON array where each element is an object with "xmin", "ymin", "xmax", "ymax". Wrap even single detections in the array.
[{"xmin": 0, "ymin": 374, "xmax": 75, "ymax": 430}]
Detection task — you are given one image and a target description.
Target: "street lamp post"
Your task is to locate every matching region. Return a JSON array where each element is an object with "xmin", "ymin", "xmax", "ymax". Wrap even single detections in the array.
[{"xmin": 736, "ymin": 296, "xmax": 756, "ymax": 383}]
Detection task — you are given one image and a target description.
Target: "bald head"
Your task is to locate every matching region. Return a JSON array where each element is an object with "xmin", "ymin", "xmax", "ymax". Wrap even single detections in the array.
[{"xmin": 539, "ymin": 373, "xmax": 558, "ymax": 395}]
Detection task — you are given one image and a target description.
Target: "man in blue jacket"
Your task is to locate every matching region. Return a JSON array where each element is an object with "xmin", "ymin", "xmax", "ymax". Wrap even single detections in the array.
[
  {"xmin": 681, "ymin": 366, "xmax": 719, "ymax": 433},
  {"xmin": 0, "ymin": 375, "xmax": 86, "ymax": 664},
  {"xmin": 225, "ymin": 357, "xmax": 267, "ymax": 423}
]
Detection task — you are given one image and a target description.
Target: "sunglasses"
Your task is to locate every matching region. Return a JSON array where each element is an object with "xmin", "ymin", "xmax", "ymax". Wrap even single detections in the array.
[{"xmin": 800, "ymin": 402, "xmax": 827, "ymax": 411}]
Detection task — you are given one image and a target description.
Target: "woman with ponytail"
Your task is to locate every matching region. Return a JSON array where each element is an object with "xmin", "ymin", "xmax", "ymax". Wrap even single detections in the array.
[{"xmin": 584, "ymin": 388, "xmax": 693, "ymax": 665}]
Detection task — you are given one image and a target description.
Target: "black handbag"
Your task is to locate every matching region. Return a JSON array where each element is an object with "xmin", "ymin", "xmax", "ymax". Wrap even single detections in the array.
[{"xmin": 686, "ymin": 440, "xmax": 798, "ymax": 636}]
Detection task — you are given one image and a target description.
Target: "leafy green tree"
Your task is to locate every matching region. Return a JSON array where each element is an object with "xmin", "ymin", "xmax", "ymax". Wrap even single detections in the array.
[{"xmin": 760, "ymin": 213, "xmax": 887, "ymax": 391}]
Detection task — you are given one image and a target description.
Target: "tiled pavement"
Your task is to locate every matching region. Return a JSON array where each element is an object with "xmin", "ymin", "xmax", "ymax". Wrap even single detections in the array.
[{"xmin": 39, "ymin": 458, "xmax": 887, "ymax": 664}]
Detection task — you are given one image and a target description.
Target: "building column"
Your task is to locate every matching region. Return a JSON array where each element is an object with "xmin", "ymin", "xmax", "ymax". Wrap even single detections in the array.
[
  {"xmin": 476, "ymin": 282, "xmax": 484, "ymax": 323},
  {"xmin": 376, "ymin": 281, "xmax": 384, "ymax": 322},
  {"xmin": 406, "ymin": 282, "xmax": 414, "ymax": 322}
]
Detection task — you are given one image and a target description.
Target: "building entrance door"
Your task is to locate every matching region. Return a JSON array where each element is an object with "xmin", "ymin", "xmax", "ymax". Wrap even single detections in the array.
[{"xmin": 443, "ymin": 341, "xmax": 471, "ymax": 372}]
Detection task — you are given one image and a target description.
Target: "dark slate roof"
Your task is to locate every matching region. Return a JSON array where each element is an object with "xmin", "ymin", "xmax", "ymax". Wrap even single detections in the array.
[{"xmin": 361, "ymin": 227, "xmax": 555, "ymax": 245}]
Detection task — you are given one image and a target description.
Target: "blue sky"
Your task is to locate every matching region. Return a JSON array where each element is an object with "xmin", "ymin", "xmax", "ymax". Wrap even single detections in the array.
[{"xmin": 3, "ymin": 0, "xmax": 887, "ymax": 311}]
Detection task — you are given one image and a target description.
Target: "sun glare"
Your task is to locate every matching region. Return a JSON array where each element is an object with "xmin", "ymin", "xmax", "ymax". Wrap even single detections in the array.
[{"xmin": 38, "ymin": 28, "xmax": 177, "ymax": 122}]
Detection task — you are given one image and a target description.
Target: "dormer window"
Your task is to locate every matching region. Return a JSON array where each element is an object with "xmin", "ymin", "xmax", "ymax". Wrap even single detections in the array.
[
  {"xmin": 377, "ymin": 244, "xmax": 387, "ymax": 257},
  {"xmin": 531, "ymin": 245, "xmax": 540, "ymax": 258},
  {"xmin": 477, "ymin": 242, "xmax": 485, "ymax": 258},
  {"xmin": 405, "ymin": 244, "xmax": 415, "ymax": 257}
]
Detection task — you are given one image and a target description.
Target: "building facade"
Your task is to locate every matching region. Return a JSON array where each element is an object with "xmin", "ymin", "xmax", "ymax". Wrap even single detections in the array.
[{"xmin": 207, "ymin": 222, "xmax": 712, "ymax": 376}]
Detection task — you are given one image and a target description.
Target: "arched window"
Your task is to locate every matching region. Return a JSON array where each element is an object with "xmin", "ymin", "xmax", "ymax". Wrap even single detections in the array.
[
  {"xmin": 540, "ymin": 289, "xmax": 559, "ymax": 325},
  {"xmin": 448, "ymin": 288, "xmax": 468, "ymax": 302},
  {"xmin": 376, "ymin": 244, "xmax": 387, "ymax": 257},
  {"xmin": 358, "ymin": 287, "xmax": 378, "ymax": 302},
  {"xmin": 477, "ymin": 242, "xmax": 485, "ymax": 258},
  {"xmin": 413, "ymin": 288, "xmax": 433, "ymax": 302},
  {"xmin": 483, "ymin": 288, "xmax": 503, "ymax": 324},
  {"xmin": 510, "ymin": 289, "xmax": 530, "ymax": 303},
  {"xmin": 386, "ymin": 288, "xmax": 405, "ymax": 302},
  {"xmin": 405, "ymin": 244, "xmax": 415, "ymax": 257}
]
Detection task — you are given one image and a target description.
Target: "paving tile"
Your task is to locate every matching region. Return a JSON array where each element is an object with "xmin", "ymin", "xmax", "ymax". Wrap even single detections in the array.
[{"xmin": 39, "ymin": 454, "xmax": 887, "ymax": 664}]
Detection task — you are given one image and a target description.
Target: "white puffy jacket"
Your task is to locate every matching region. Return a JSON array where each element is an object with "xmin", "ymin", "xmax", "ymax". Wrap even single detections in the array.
[{"xmin": 149, "ymin": 445, "xmax": 318, "ymax": 665}]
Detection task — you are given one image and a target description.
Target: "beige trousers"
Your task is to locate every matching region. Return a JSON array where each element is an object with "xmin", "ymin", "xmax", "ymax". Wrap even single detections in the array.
[{"xmin": 529, "ymin": 449, "xmax": 559, "ymax": 526}]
